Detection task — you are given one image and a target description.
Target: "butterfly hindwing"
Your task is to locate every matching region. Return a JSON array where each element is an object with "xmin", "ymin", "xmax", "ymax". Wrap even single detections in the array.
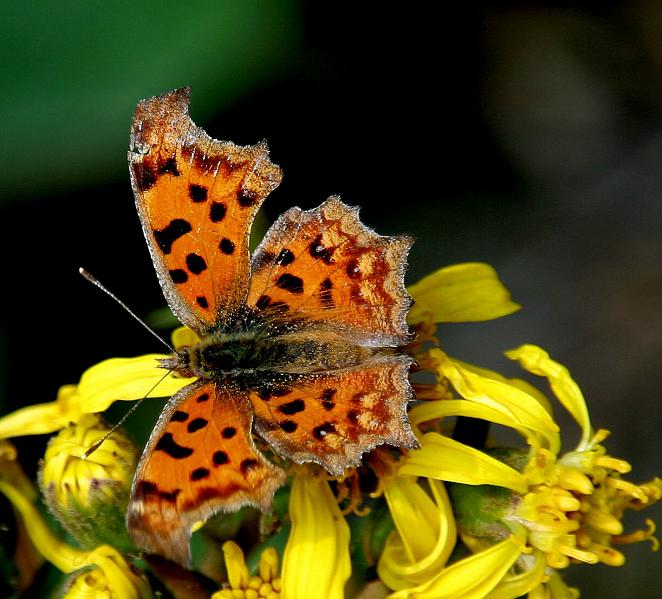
[
  {"xmin": 129, "ymin": 88, "xmax": 282, "ymax": 334},
  {"xmin": 247, "ymin": 197, "xmax": 414, "ymax": 346},
  {"xmin": 127, "ymin": 379, "xmax": 285, "ymax": 566}
]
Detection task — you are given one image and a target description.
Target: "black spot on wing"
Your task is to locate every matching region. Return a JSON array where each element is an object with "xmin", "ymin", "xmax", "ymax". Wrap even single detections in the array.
[
  {"xmin": 276, "ymin": 248, "xmax": 295, "ymax": 266},
  {"xmin": 187, "ymin": 418, "xmax": 208, "ymax": 433},
  {"xmin": 154, "ymin": 219, "xmax": 192, "ymax": 254},
  {"xmin": 276, "ymin": 273, "xmax": 304, "ymax": 294},
  {"xmin": 269, "ymin": 301, "xmax": 289, "ymax": 314},
  {"xmin": 169, "ymin": 269, "xmax": 188, "ymax": 284},
  {"xmin": 158, "ymin": 157, "xmax": 180, "ymax": 176},
  {"xmin": 240, "ymin": 458, "xmax": 260, "ymax": 473},
  {"xmin": 170, "ymin": 411, "xmax": 189, "ymax": 422},
  {"xmin": 133, "ymin": 162, "xmax": 157, "ymax": 192},
  {"xmin": 309, "ymin": 234, "xmax": 335, "ymax": 264},
  {"xmin": 135, "ymin": 480, "xmax": 158, "ymax": 497},
  {"xmin": 186, "ymin": 253, "xmax": 207, "ymax": 275},
  {"xmin": 320, "ymin": 388, "xmax": 336, "ymax": 411},
  {"xmin": 238, "ymin": 190, "xmax": 258, "ymax": 207},
  {"xmin": 222, "ymin": 427, "xmax": 237, "ymax": 439},
  {"xmin": 256, "ymin": 295, "xmax": 271, "ymax": 310},
  {"xmin": 280, "ymin": 420, "xmax": 297, "ymax": 433},
  {"xmin": 319, "ymin": 278, "xmax": 334, "ymax": 309},
  {"xmin": 213, "ymin": 450, "xmax": 229, "ymax": 465},
  {"xmin": 189, "ymin": 184, "xmax": 208, "ymax": 202},
  {"xmin": 346, "ymin": 259, "xmax": 361, "ymax": 279},
  {"xmin": 220, "ymin": 238, "xmax": 235, "ymax": 255},
  {"xmin": 197, "ymin": 393, "xmax": 210, "ymax": 403},
  {"xmin": 196, "ymin": 296, "xmax": 209, "ymax": 309},
  {"xmin": 278, "ymin": 399, "xmax": 305, "ymax": 415},
  {"xmin": 313, "ymin": 422, "xmax": 336, "ymax": 440},
  {"xmin": 159, "ymin": 489, "xmax": 181, "ymax": 502},
  {"xmin": 210, "ymin": 202, "xmax": 227, "ymax": 222},
  {"xmin": 155, "ymin": 433, "xmax": 194, "ymax": 459},
  {"xmin": 190, "ymin": 467, "xmax": 210, "ymax": 481}
]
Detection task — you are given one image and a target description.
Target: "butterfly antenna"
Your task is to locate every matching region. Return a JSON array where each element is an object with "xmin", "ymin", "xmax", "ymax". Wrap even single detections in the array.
[
  {"xmin": 82, "ymin": 367, "xmax": 176, "ymax": 459},
  {"xmin": 79, "ymin": 267, "xmax": 173, "ymax": 353}
]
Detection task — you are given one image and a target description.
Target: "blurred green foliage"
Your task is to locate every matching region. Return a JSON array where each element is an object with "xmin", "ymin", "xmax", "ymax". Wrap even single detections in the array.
[{"xmin": 0, "ymin": 1, "xmax": 299, "ymax": 199}]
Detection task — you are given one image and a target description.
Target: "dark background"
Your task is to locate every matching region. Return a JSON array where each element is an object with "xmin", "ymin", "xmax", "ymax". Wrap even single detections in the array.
[{"xmin": 1, "ymin": 2, "xmax": 661, "ymax": 597}]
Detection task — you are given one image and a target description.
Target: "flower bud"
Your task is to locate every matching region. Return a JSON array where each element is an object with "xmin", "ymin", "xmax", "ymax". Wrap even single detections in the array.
[{"xmin": 40, "ymin": 414, "xmax": 138, "ymax": 552}]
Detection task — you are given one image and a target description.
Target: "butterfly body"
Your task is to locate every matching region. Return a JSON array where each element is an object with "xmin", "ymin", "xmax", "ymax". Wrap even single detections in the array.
[
  {"xmin": 126, "ymin": 88, "xmax": 419, "ymax": 566},
  {"xmin": 164, "ymin": 318, "xmax": 377, "ymax": 382}
]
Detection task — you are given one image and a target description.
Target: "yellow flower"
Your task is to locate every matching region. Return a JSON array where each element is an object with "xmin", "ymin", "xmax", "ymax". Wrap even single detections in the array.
[
  {"xmin": 382, "ymin": 345, "xmax": 661, "ymax": 598},
  {"xmin": 212, "ymin": 541, "xmax": 282, "ymax": 599},
  {"xmin": 0, "ymin": 441, "xmax": 149, "ymax": 599}
]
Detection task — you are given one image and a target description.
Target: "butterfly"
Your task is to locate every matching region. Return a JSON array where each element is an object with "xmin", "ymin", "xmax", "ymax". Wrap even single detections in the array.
[{"xmin": 125, "ymin": 88, "xmax": 418, "ymax": 566}]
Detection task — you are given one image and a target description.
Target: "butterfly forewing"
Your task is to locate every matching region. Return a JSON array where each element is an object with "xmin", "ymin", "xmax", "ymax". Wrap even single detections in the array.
[
  {"xmin": 129, "ymin": 88, "xmax": 282, "ymax": 334},
  {"xmin": 127, "ymin": 380, "xmax": 285, "ymax": 566}
]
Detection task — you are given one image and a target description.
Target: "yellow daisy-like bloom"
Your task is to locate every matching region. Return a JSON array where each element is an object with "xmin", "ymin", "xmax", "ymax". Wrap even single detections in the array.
[
  {"xmin": 380, "ymin": 344, "xmax": 661, "ymax": 598},
  {"xmin": 212, "ymin": 540, "xmax": 282, "ymax": 599},
  {"xmin": 0, "ymin": 441, "xmax": 150, "ymax": 599},
  {"xmin": 0, "ymin": 262, "xmax": 520, "ymax": 597}
]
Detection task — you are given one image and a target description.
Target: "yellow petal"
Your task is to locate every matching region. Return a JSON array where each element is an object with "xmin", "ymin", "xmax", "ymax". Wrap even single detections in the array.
[
  {"xmin": 544, "ymin": 570, "xmax": 580, "ymax": 599},
  {"xmin": 0, "ymin": 473, "xmax": 85, "ymax": 572},
  {"xmin": 400, "ymin": 432, "xmax": 529, "ymax": 494},
  {"xmin": 451, "ymin": 358, "xmax": 553, "ymax": 416},
  {"xmin": 78, "ymin": 355, "xmax": 195, "ymax": 413},
  {"xmin": 281, "ymin": 471, "xmax": 350, "ymax": 599},
  {"xmin": 388, "ymin": 534, "xmax": 524, "ymax": 599},
  {"xmin": 0, "ymin": 385, "xmax": 80, "ymax": 440},
  {"xmin": 408, "ymin": 263, "xmax": 520, "ymax": 324},
  {"xmin": 171, "ymin": 325, "xmax": 201, "ymax": 349},
  {"xmin": 379, "ymin": 477, "xmax": 456, "ymax": 590},
  {"xmin": 222, "ymin": 541, "xmax": 250, "ymax": 589},
  {"xmin": 505, "ymin": 345, "xmax": 591, "ymax": 449},
  {"xmin": 409, "ymin": 400, "xmax": 539, "ymax": 449},
  {"xmin": 486, "ymin": 550, "xmax": 546, "ymax": 599},
  {"xmin": 434, "ymin": 350, "xmax": 560, "ymax": 454},
  {"xmin": 85, "ymin": 545, "xmax": 151, "ymax": 599},
  {"xmin": 0, "ymin": 442, "xmax": 37, "ymax": 503}
]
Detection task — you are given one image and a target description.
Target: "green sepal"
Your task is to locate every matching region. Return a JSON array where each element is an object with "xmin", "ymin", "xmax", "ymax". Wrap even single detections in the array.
[{"xmin": 449, "ymin": 448, "xmax": 526, "ymax": 547}]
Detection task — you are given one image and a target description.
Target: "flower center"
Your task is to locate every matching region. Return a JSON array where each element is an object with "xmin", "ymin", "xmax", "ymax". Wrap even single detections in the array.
[{"xmin": 511, "ymin": 439, "xmax": 661, "ymax": 569}]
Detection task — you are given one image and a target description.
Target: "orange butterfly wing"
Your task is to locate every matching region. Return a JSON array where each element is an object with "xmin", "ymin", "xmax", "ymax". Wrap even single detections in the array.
[
  {"xmin": 129, "ymin": 88, "xmax": 282, "ymax": 333},
  {"xmin": 248, "ymin": 355, "xmax": 418, "ymax": 476},
  {"xmin": 247, "ymin": 196, "xmax": 413, "ymax": 346},
  {"xmin": 127, "ymin": 380, "xmax": 285, "ymax": 566}
]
